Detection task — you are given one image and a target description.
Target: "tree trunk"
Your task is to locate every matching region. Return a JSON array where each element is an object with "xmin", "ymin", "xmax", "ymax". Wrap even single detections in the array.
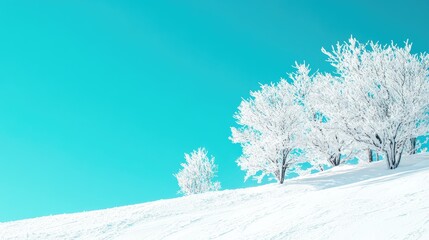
[
  {"xmin": 335, "ymin": 154, "xmax": 340, "ymax": 166},
  {"xmin": 385, "ymin": 139, "xmax": 404, "ymax": 169},
  {"xmin": 410, "ymin": 137, "xmax": 416, "ymax": 154},
  {"xmin": 279, "ymin": 149, "xmax": 290, "ymax": 184},
  {"xmin": 368, "ymin": 149, "xmax": 373, "ymax": 163},
  {"xmin": 328, "ymin": 153, "xmax": 341, "ymax": 167},
  {"xmin": 279, "ymin": 166, "xmax": 286, "ymax": 184}
]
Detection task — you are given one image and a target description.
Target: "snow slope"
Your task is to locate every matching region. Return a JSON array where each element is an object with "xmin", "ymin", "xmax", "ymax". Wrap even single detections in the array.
[{"xmin": 1, "ymin": 153, "xmax": 429, "ymax": 240}]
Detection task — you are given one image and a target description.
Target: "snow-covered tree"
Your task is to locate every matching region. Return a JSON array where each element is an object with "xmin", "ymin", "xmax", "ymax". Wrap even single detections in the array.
[
  {"xmin": 320, "ymin": 37, "xmax": 429, "ymax": 169},
  {"xmin": 290, "ymin": 63, "xmax": 357, "ymax": 167},
  {"xmin": 174, "ymin": 148, "xmax": 221, "ymax": 195},
  {"xmin": 230, "ymin": 80, "xmax": 305, "ymax": 184}
]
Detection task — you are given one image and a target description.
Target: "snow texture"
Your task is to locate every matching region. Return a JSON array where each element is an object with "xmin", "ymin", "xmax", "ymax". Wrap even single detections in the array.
[{"xmin": 1, "ymin": 153, "xmax": 429, "ymax": 240}]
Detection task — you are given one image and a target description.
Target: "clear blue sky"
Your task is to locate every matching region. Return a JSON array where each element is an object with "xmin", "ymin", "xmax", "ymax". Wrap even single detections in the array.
[{"xmin": 0, "ymin": 0, "xmax": 428, "ymax": 222}]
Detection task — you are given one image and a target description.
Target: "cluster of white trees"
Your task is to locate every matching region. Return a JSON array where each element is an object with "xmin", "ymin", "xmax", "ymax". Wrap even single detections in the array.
[
  {"xmin": 174, "ymin": 37, "xmax": 429, "ymax": 193},
  {"xmin": 231, "ymin": 37, "xmax": 429, "ymax": 183}
]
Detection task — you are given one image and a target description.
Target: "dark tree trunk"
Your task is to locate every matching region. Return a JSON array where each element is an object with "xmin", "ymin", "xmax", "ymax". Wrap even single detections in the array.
[
  {"xmin": 368, "ymin": 149, "xmax": 373, "ymax": 163},
  {"xmin": 328, "ymin": 153, "xmax": 341, "ymax": 167},
  {"xmin": 410, "ymin": 137, "xmax": 416, "ymax": 154},
  {"xmin": 385, "ymin": 140, "xmax": 404, "ymax": 169},
  {"xmin": 279, "ymin": 149, "xmax": 290, "ymax": 184},
  {"xmin": 279, "ymin": 166, "xmax": 286, "ymax": 184}
]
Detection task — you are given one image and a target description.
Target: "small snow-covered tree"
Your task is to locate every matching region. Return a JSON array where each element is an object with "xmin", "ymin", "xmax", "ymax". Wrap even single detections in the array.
[
  {"xmin": 320, "ymin": 37, "xmax": 429, "ymax": 169},
  {"xmin": 230, "ymin": 80, "xmax": 305, "ymax": 184},
  {"xmin": 174, "ymin": 148, "xmax": 220, "ymax": 195}
]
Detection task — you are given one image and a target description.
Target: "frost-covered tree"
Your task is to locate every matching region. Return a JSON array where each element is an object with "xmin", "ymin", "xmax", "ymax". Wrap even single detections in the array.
[
  {"xmin": 290, "ymin": 63, "xmax": 357, "ymax": 167},
  {"xmin": 320, "ymin": 37, "xmax": 429, "ymax": 169},
  {"xmin": 174, "ymin": 148, "xmax": 220, "ymax": 195},
  {"xmin": 230, "ymin": 80, "xmax": 305, "ymax": 184}
]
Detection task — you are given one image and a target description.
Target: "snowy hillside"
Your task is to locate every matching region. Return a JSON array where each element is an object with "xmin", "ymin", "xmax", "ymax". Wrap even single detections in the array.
[{"xmin": 1, "ymin": 154, "xmax": 429, "ymax": 240}]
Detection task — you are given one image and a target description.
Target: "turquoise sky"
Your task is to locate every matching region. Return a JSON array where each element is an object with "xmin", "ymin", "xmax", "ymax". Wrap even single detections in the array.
[{"xmin": 1, "ymin": 0, "xmax": 428, "ymax": 222}]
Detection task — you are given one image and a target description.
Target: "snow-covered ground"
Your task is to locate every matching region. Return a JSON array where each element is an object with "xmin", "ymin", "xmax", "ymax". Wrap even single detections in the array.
[{"xmin": 1, "ymin": 153, "xmax": 428, "ymax": 240}]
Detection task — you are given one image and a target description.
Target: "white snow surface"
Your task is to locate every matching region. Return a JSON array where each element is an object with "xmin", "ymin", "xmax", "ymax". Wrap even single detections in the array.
[{"xmin": 1, "ymin": 153, "xmax": 429, "ymax": 240}]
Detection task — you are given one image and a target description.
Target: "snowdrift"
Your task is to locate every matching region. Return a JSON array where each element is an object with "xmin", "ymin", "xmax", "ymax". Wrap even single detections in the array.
[{"xmin": 1, "ymin": 153, "xmax": 428, "ymax": 240}]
